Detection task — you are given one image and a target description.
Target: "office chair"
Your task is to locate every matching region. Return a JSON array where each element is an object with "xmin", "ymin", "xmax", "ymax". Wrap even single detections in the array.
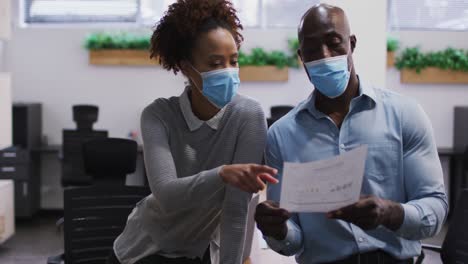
[
  {"xmin": 267, "ymin": 105, "xmax": 294, "ymax": 127},
  {"xmin": 48, "ymin": 138, "xmax": 150, "ymax": 264},
  {"xmin": 83, "ymin": 138, "xmax": 138, "ymax": 184},
  {"xmin": 62, "ymin": 105, "xmax": 108, "ymax": 186},
  {"xmin": 73, "ymin": 105, "xmax": 98, "ymax": 131},
  {"xmin": 270, "ymin": 105, "xmax": 294, "ymax": 120},
  {"xmin": 463, "ymin": 147, "xmax": 468, "ymax": 188},
  {"xmin": 47, "ymin": 185, "xmax": 150, "ymax": 264},
  {"xmin": 415, "ymin": 189, "xmax": 468, "ymax": 264}
]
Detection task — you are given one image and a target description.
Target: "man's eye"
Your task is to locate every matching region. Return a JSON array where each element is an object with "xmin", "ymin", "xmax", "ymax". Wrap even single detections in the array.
[{"xmin": 331, "ymin": 37, "xmax": 341, "ymax": 45}]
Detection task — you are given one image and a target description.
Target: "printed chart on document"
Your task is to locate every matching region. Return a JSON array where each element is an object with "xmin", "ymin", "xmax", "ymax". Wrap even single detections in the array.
[{"xmin": 280, "ymin": 145, "xmax": 368, "ymax": 213}]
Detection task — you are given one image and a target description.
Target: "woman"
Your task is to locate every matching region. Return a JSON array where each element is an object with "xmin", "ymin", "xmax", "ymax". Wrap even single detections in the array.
[{"xmin": 107, "ymin": 1, "xmax": 277, "ymax": 264}]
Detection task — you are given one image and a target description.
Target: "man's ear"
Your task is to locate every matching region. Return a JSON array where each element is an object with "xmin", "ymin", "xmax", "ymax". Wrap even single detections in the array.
[
  {"xmin": 297, "ymin": 49, "xmax": 303, "ymax": 64},
  {"xmin": 350, "ymin": 35, "xmax": 357, "ymax": 53},
  {"xmin": 298, "ymin": 49, "xmax": 311, "ymax": 82}
]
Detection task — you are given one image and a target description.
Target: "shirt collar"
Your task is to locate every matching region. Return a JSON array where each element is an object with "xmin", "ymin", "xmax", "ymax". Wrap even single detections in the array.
[
  {"xmin": 297, "ymin": 76, "xmax": 378, "ymax": 119},
  {"xmin": 179, "ymin": 87, "xmax": 226, "ymax": 132}
]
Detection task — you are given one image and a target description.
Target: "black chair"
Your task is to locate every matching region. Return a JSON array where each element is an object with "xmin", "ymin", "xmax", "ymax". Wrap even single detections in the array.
[
  {"xmin": 463, "ymin": 147, "xmax": 468, "ymax": 188},
  {"xmin": 83, "ymin": 138, "xmax": 138, "ymax": 185},
  {"xmin": 270, "ymin": 105, "xmax": 294, "ymax": 120},
  {"xmin": 267, "ymin": 105, "xmax": 294, "ymax": 127},
  {"xmin": 415, "ymin": 189, "xmax": 468, "ymax": 264},
  {"xmin": 47, "ymin": 185, "xmax": 150, "ymax": 264},
  {"xmin": 62, "ymin": 105, "xmax": 108, "ymax": 186},
  {"xmin": 48, "ymin": 138, "xmax": 150, "ymax": 264},
  {"xmin": 73, "ymin": 105, "xmax": 99, "ymax": 131}
]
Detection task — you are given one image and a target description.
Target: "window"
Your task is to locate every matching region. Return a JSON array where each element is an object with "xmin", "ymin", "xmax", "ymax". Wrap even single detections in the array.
[
  {"xmin": 24, "ymin": 0, "xmax": 319, "ymax": 28},
  {"xmin": 263, "ymin": 0, "xmax": 317, "ymax": 28},
  {"xmin": 25, "ymin": 0, "xmax": 140, "ymax": 23},
  {"xmin": 138, "ymin": 0, "xmax": 262, "ymax": 27},
  {"xmin": 231, "ymin": 0, "xmax": 261, "ymax": 27},
  {"xmin": 389, "ymin": 0, "xmax": 468, "ymax": 31},
  {"xmin": 139, "ymin": 0, "xmax": 175, "ymax": 26}
]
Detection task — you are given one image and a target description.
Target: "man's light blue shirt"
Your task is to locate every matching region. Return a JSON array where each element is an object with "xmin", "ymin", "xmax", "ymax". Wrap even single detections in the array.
[{"xmin": 265, "ymin": 79, "xmax": 448, "ymax": 263}]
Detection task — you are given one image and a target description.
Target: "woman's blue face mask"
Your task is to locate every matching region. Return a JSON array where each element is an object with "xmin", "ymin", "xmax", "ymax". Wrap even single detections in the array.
[
  {"xmin": 304, "ymin": 55, "xmax": 351, "ymax": 98},
  {"xmin": 190, "ymin": 66, "xmax": 240, "ymax": 109}
]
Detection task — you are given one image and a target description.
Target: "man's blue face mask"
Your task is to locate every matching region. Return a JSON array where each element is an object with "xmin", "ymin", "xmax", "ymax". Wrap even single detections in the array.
[
  {"xmin": 304, "ymin": 55, "xmax": 351, "ymax": 98},
  {"xmin": 190, "ymin": 66, "xmax": 240, "ymax": 109}
]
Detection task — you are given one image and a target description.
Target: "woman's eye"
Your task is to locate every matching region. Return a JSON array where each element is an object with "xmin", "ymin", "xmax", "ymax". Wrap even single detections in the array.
[{"xmin": 231, "ymin": 60, "xmax": 238, "ymax": 66}]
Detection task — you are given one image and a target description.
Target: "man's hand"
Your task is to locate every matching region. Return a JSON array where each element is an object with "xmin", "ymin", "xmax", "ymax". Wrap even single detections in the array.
[
  {"xmin": 255, "ymin": 200, "xmax": 291, "ymax": 240},
  {"xmin": 327, "ymin": 195, "xmax": 404, "ymax": 231}
]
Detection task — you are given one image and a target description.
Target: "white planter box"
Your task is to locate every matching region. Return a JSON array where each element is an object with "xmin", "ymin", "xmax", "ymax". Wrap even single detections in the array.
[{"xmin": 0, "ymin": 180, "xmax": 15, "ymax": 244}]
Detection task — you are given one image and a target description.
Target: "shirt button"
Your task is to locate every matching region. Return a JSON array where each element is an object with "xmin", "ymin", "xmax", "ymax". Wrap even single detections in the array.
[
  {"xmin": 358, "ymin": 237, "xmax": 364, "ymax": 243},
  {"xmin": 339, "ymin": 144, "xmax": 346, "ymax": 149}
]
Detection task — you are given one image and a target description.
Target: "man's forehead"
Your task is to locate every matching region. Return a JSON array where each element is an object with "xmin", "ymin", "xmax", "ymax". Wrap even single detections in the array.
[{"xmin": 299, "ymin": 5, "xmax": 349, "ymax": 39}]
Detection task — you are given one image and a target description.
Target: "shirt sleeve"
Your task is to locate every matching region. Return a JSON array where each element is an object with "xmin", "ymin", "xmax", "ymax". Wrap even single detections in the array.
[
  {"xmin": 396, "ymin": 101, "xmax": 449, "ymax": 240},
  {"xmin": 219, "ymin": 103, "xmax": 267, "ymax": 264},
  {"xmin": 140, "ymin": 106, "xmax": 225, "ymax": 214},
  {"xmin": 264, "ymin": 127, "xmax": 304, "ymax": 256}
]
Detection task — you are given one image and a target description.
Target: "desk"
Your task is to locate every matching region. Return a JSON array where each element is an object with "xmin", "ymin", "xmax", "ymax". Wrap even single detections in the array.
[
  {"xmin": 32, "ymin": 144, "xmax": 143, "ymax": 154},
  {"xmin": 437, "ymin": 147, "xmax": 465, "ymax": 217}
]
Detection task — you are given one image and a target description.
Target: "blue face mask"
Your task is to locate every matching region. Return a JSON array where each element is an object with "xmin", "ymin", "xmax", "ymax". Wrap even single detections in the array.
[
  {"xmin": 192, "ymin": 67, "xmax": 240, "ymax": 108},
  {"xmin": 304, "ymin": 55, "xmax": 351, "ymax": 98}
]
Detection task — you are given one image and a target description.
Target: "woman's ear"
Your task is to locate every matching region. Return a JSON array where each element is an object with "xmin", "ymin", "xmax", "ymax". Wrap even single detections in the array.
[
  {"xmin": 179, "ymin": 60, "xmax": 190, "ymax": 76},
  {"xmin": 180, "ymin": 60, "xmax": 203, "ymax": 90}
]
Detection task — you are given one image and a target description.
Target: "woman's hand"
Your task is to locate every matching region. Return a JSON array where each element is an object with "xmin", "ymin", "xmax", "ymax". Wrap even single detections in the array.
[{"xmin": 219, "ymin": 164, "xmax": 279, "ymax": 193}]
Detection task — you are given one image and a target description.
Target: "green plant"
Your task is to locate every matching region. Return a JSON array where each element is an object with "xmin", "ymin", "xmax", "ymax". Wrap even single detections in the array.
[
  {"xmin": 85, "ymin": 32, "xmax": 300, "ymax": 68},
  {"xmin": 395, "ymin": 47, "xmax": 468, "ymax": 73},
  {"xmin": 238, "ymin": 47, "xmax": 292, "ymax": 69},
  {"xmin": 84, "ymin": 32, "xmax": 151, "ymax": 50},
  {"xmin": 287, "ymin": 38, "xmax": 300, "ymax": 68},
  {"xmin": 387, "ymin": 37, "xmax": 399, "ymax": 52},
  {"xmin": 288, "ymin": 38, "xmax": 299, "ymax": 54}
]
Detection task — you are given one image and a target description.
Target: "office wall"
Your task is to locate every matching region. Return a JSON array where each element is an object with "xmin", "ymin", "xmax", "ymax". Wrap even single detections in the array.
[
  {"xmin": 5, "ymin": 27, "xmax": 312, "ymax": 145},
  {"xmin": 0, "ymin": 73, "xmax": 12, "ymax": 149},
  {"xmin": 387, "ymin": 31, "xmax": 468, "ymax": 148},
  {"xmin": 5, "ymin": 2, "xmax": 468, "ymax": 148},
  {"xmin": 322, "ymin": 0, "xmax": 387, "ymax": 88},
  {"xmin": 0, "ymin": 0, "xmax": 11, "ymax": 40},
  {"xmin": 0, "ymin": 42, "xmax": 4, "ymax": 71},
  {"xmin": 0, "ymin": 0, "xmax": 12, "ymax": 149}
]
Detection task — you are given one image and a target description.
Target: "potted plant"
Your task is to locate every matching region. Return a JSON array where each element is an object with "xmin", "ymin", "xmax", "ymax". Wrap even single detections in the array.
[
  {"xmin": 238, "ymin": 48, "xmax": 296, "ymax": 82},
  {"xmin": 387, "ymin": 37, "xmax": 399, "ymax": 67},
  {"xmin": 84, "ymin": 32, "xmax": 157, "ymax": 66},
  {"xmin": 84, "ymin": 32, "xmax": 300, "ymax": 83},
  {"xmin": 288, "ymin": 38, "xmax": 301, "ymax": 67},
  {"xmin": 396, "ymin": 47, "xmax": 468, "ymax": 84}
]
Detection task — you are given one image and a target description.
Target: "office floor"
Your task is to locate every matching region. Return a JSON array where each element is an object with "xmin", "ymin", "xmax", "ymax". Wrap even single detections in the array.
[
  {"xmin": 0, "ymin": 211, "xmax": 63, "ymax": 264},
  {"xmin": 0, "ymin": 210, "xmax": 447, "ymax": 264}
]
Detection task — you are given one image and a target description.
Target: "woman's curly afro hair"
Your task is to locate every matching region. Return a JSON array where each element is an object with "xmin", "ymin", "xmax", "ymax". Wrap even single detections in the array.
[{"xmin": 150, "ymin": 0, "xmax": 244, "ymax": 74}]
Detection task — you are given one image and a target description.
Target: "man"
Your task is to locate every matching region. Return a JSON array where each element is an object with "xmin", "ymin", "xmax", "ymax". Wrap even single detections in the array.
[{"xmin": 255, "ymin": 4, "xmax": 448, "ymax": 264}]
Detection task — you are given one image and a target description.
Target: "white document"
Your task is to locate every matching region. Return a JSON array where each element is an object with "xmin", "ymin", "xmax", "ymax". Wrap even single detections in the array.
[{"xmin": 280, "ymin": 145, "xmax": 368, "ymax": 213}]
